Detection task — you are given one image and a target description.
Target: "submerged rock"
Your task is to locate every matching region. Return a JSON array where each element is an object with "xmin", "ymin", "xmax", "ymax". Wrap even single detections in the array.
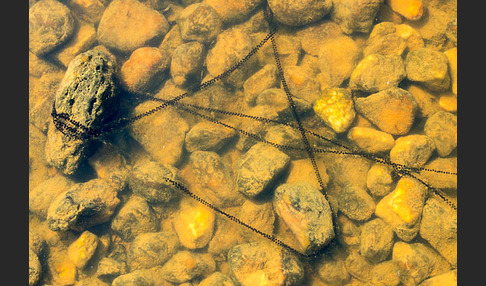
[
  {"xmin": 315, "ymin": 251, "xmax": 350, "ymax": 285},
  {"xmin": 283, "ymin": 65, "xmax": 321, "ymax": 104},
  {"xmin": 364, "ymin": 22, "xmax": 407, "ymax": 57},
  {"xmin": 170, "ymin": 41, "xmax": 205, "ymax": 87},
  {"xmin": 419, "ymin": 157, "xmax": 457, "ymax": 191},
  {"xmin": 243, "ymin": 64, "xmax": 278, "ymax": 105},
  {"xmin": 199, "ymin": 271, "xmax": 235, "ymax": 286},
  {"xmin": 128, "ymin": 160, "xmax": 181, "ymax": 204},
  {"xmin": 354, "ymin": 87, "xmax": 417, "ymax": 135},
  {"xmin": 375, "ymin": 177, "xmax": 428, "ymax": 241},
  {"xmin": 184, "ymin": 151, "xmax": 244, "ymax": 207},
  {"xmin": 236, "ymin": 142, "xmax": 290, "ymax": 198},
  {"xmin": 173, "ymin": 198, "xmax": 216, "ymax": 249},
  {"xmin": 127, "ymin": 232, "xmax": 180, "ymax": 271},
  {"xmin": 238, "ymin": 200, "xmax": 275, "ymax": 240},
  {"xmin": 392, "ymin": 242, "xmax": 451, "ymax": 286},
  {"xmin": 228, "ymin": 242, "xmax": 304, "ymax": 286},
  {"xmin": 160, "ymin": 250, "xmax": 216, "ymax": 284},
  {"xmin": 405, "ymin": 48, "xmax": 451, "ymax": 91},
  {"xmin": 97, "ymin": 0, "xmax": 169, "ymax": 53},
  {"xmin": 129, "ymin": 103, "xmax": 189, "ymax": 166},
  {"xmin": 366, "ymin": 163, "xmax": 395, "ymax": 197},
  {"xmin": 29, "ymin": 0, "xmax": 75, "ymax": 56},
  {"xmin": 370, "ymin": 260, "xmax": 401, "ymax": 286},
  {"xmin": 47, "ymin": 178, "xmax": 121, "ymax": 232},
  {"xmin": 389, "ymin": 135, "xmax": 436, "ymax": 169},
  {"xmin": 184, "ymin": 122, "xmax": 236, "ymax": 153},
  {"xmin": 264, "ymin": 125, "xmax": 305, "ymax": 159},
  {"xmin": 47, "ymin": 49, "xmax": 118, "ymax": 175},
  {"xmin": 386, "ymin": 0, "xmax": 424, "ymax": 21},
  {"xmin": 331, "ymin": 0, "xmax": 384, "ymax": 34},
  {"xmin": 119, "ymin": 47, "xmax": 170, "ymax": 93},
  {"xmin": 420, "ymin": 197, "xmax": 457, "ymax": 267},
  {"xmin": 424, "ymin": 111, "xmax": 457, "ymax": 157},
  {"xmin": 344, "ymin": 250, "xmax": 374, "ymax": 282},
  {"xmin": 273, "ymin": 182, "xmax": 335, "ymax": 255},
  {"xmin": 419, "ymin": 269, "xmax": 457, "ymax": 286},
  {"xmin": 205, "ymin": 0, "xmax": 264, "ymax": 24},
  {"xmin": 337, "ymin": 185, "xmax": 376, "ymax": 222},
  {"xmin": 177, "ymin": 3, "xmax": 223, "ymax": 44},
  {"xmin": 360, "ymin": 218, "xmax": 395, "ymax": 264},
  {"xmin": 67, "ymin": 231, "xmax": 99, "ymax": 269},
  {"xmin": 267, "ymin": 0, "xmax": 332, "ymax": 26},
  {"xmin": 110, "ymin": 196, "xmax": 159, "ymax": 241},
  {"xmin": 206, "ymin": 27, "xmax": 257, "ymax": 87},
  {"xmin": 347, "ymin": 126, "xmax": 395, "ymax": 153},
  {"xmin": 349, "ymin": 54, "xmax": 406, "ymax": 93},
  {"xmin": 318, "ymin": 36, "xmax": 361, "ymax": 87},
  {"xmin": 313, "ymin": 87, "xmax": 356, "ymax": 133},
  {"xmin": 29, "ymin": 175, "xmax": 74, "ymax": 219},
  {"xmin": 29, "ymin": 249, "xmax": 42, "ymax": 286}
]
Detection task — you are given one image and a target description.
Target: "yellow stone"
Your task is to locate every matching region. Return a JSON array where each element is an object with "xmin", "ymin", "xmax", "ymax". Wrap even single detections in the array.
[
  {"xmin": 313, "ymin": 88, "xmax": 356, "ymax": 133},
  {"xmin": 347, "ymin": 127, "xmax": 395, "ymax": 153},
  {"xmin": 67, "ymin": 231, "xmax": 99, "ymax": 269},
  {"xmin": 444, "ymin": 48, "xmax": 457, "ymax": 95},
  {"xmin": 173, "ymin": 199, "xmax": 216, "ymax": 249},
  {"xmin": 241, "ymin": 270, "xmax": 272, "ymax": 286},
  {"xmin": 386, "ymin": 0, "xmax": 424, "ymax": 21},
  {"xmin": 439, "ymin": 95, "xmax": 457, "ymax": 112},
  {"xmin": 50, "ymin": 253, "xmax": 77, "ymax": 285},
  {"xmin": 378, "ymin": 177, "xmax": 427, "ymax": 225}
]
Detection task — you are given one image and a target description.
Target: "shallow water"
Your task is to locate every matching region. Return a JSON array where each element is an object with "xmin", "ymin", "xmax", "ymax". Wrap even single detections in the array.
[{"xmin": 29, "ymin": 0, "xmax": 457, "ymax": 285}]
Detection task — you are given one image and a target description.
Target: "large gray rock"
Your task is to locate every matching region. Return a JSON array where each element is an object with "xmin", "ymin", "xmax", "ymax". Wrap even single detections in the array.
[
  {"xmin": 47, "ymin": 178, "xmax": 121, "ymax": 232},
  {"xmin": 273, "ymin": 182, "xmax": 335, "ymax": 255},
  {"xmin": 236, "ymin": 142, "xmax": 290, "ymax": 198}
]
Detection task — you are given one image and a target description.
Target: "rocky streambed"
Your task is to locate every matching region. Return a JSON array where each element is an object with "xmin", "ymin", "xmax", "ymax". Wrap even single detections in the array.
[{"xmin": 29, "ymin": 0, "xmax": 457, "ymax": 285}]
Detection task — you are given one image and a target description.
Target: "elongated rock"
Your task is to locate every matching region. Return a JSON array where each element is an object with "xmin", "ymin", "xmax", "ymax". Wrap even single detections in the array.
[
  {"xmin": 274, "ymin": 182, "xmax": 335, "ymax": 254},
  {"xmin": 46, "ymin": 49, "xmax": 118, "ymax": 175},
  {"xmin": 47, "ymin": 178, "xmax": 121, "ymax": 232}
]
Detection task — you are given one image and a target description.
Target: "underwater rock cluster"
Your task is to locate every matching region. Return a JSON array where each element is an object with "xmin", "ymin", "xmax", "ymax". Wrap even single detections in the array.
[{"xmin": 29, "ymin": 0, "xmax": 457, "ymax": 285}]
